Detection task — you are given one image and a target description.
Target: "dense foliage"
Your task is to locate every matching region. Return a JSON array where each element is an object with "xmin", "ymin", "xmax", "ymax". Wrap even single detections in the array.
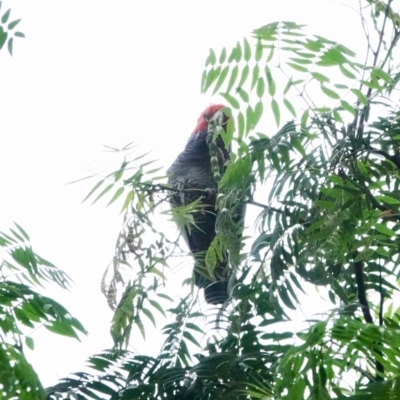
[{"xmin": 4, "ymin": 0, "xmax": 400, "ymax": 399}]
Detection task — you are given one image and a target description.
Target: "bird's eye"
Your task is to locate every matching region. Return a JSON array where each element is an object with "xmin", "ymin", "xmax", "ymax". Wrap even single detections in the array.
[{"xmin": 202, "ymin": 113, "xmax": 208, "ymax": 119}]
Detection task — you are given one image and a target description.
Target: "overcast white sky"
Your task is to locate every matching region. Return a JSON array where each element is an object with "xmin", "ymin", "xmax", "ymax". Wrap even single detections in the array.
[{"xmin": 0, "ymin": 0, "xmax": 386, "ymax": 388}]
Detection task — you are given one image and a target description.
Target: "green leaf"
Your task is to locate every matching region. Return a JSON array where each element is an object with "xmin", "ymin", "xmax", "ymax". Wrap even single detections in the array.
[
  {"xmin": 311, "ymin": 72, "xmax": 330, "ymax": 83},
  {"xmin": 226, "ymin": 65, "xmax": 238, "ymax": 93},
  {"xmin": 291, "ymin": 136, "xmax": 306, "ymax": 156},
  {"xmin": 243, "ymin": 37, "xmax": 251, "ymax": 62},
  {"xmin": 142, "ymin": 308, "xmax": 156, "ymax": 327},
  {"xmin": 283, "ymin": 98, "xmax": 296, "ymax": 117},
  {"xmin": 287, "ymin": 62, "xmax": 308, "ymax": 73},
  {"xmin": 339, "ymin": 64, "xmax": 356, "ymax": 79},
  {"xmin": 121, "ymin": 190, "xmax": 134, "ymax": 212},
  {"xmin": 283, "ymin": 77, "xmax": 293, "ymax": 95},
  {"xmin": 14, "ymin": 223, "xmax": 30, "ymax": 240},
  {"xmin": 256, "ymin": 77, "xmax": 265, "ymax": 97},
  {"xmin": 255, "ymin": 38, "xmax": 263, "ymax": 61},
  {"xmin": 8, "ymin": 19, "xmax": 21, "ymax": 30},
  {"xmin": 107, "ymin": 187, "xmax": 124, "ymax": 206},
  {"xmin": 375, "ymin": 195, "xmax": 400, "ymax": 205},
  {"xmin": 318, "ymin": 47, "xmax": 348, "ymax": 65},
  {"xmin": 183, "ymin": 331, "xmax": 201, "ymax": 348},
  {"xmin": 83, "ymin": 180, "xmax": 105, "ymax": 203},
  {"xmin": 0, "ymin": 27, "xmax": 7, "ymax": 49},
  {"xmin": 236, "ymin": 87, "xmax": 249, "ymax": 102},
  {"xmin": 265, "ymin": 66, "xmax": 276, "ymax": 96},
  {"xmin": 301, "ymin": 109, "xmax": 309, "ymax": 127},
  {"xmin": 7, "ymin": 36, "xmax": 12, "ymax": 56},
  {"xmin": 25, "ymin": 336, "xmax": 34, "ymax": 350},
  {"xmin": 237, "ymin": 111, "xmax": 245, "ymax": 141},
  {"xmin": 320, "ymin": 84, "xmax": 340, "ymax": 99},
  {"xmin": 315, "ymin": 200, "xmax": 336, "ymax": 210},
  {"xmin": 219, "ymin": 47, "xmax": 226, "ymax": 64},
  {"xmin": 149, "ymin": 299, "xmax": 166, "ymax": 317},
  {"xmin": 227, "ymin": 46, "xmax": 237, "ymax": 63},
  {"xmin": 251, "ymin": 64, "xmax": 260, "ymax": 90},
  {"xmin": 200, "ymin": 70, "xmax": 207, "ymax": 93},
  {"xmin": 333, "ymin": 109, "xmax": 343, "ymax": 123},
  {"xmin": 267, "ymin": 45, "xmax": 275, "ymax": 62},
  {"xmin": 341, "ymin": 100, "xmax": 356, "ymax": 115},
  {"xmin": 92, "ymin": 183, "xmax": 114, "ymax": 205},
  {"xmin": 373, "ymin": 68, "xmax": 392, "ymax": 84},
  {"xmin": 245, "ymin": 105, "xmax": 253, "ymax": 136},
  {"xmin": 351, "ymin": 88, "xmax": 368, "ymax": 106},
  {"xmin": 235, "ymin": 41, "xmax": 242, "ymax": 62},
  {"xmin": 206, "ymin": 48, "xmax": 216, "ymax": 66},
  {"xmin": 14, "ymin": 31, "xmax": 25, "ymax": 38},
  {"xmin": 238, "ymin": 64, "xmax": 249, "ymax": 87},
  {"xmin": 271, "ymin": 99, "xmax": 280, "ymax": 127},
  {"xmin": 220, "ymin": 93, "xmax": 240, "ymax": 109},
  {"xmin": 374, "ymin": 223, "xmax": 396, "ymax": 237},
  {"xmin": 203, "ymin": 67, "xmax": 220, "ymax": 92},
  {"xmin": 212, "ymin": 65, "xmax": 229, "ymax": 95},
  {"xmin": 45, "ymin": 321, "xmax": 79, "ymax": 340},
  {"xmin": 1, "ymin": 8, "xmax": 11, "ymax": 24},
  {"xmin": 253, "ymin": 101, "xmax": 263, "ymax": 129}
]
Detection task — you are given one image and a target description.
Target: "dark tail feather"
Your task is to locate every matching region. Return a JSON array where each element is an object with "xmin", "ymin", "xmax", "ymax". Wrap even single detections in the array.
[{"xmin": 204, "ymin": 280, "xmax": 228, "ymax": 305}]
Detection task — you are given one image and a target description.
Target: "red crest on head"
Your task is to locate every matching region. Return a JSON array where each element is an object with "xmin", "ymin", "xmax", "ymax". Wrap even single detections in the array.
[{"xmin": 192, "ymin": 104, "xmax": 226, "ymax": 134}]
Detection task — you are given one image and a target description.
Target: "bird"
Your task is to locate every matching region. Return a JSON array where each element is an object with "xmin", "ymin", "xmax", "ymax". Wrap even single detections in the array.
[{"xmin": 167, "ymin": 104, "xmax": 237, "ymax": 305}]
